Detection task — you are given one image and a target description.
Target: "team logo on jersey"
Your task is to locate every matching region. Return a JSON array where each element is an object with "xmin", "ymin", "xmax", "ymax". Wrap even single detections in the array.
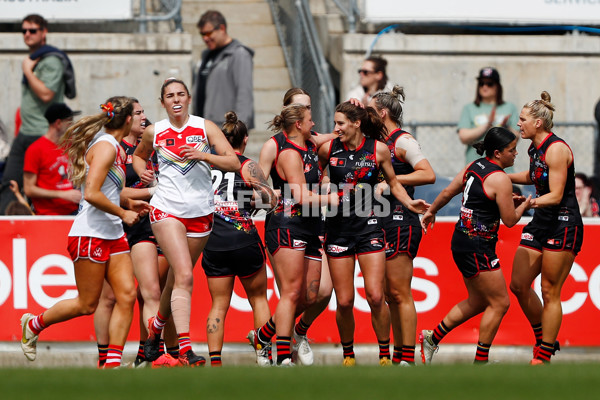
[
  {"xmin": 349, "ymin": 154, "xmax": 354, "ymax": 160},
  {"xmin": 330, "ymin": 157, "xmax": 346, "ymax": 167},
  {"xmin": 370, "ymin": 238, "xmax": 383, "ymax": 247},
  {"xmin": 521, "ymin": 233, "xmax": 534, "ymax": 241},
  {"xmin": 304, "ymin": 163, "xmax": 313, "ymax": 173},
  {"xmin": 293, "ymin": 239, "xmax": 307, "ymax": 248},
  {"xmin": 327, "ymin": 244, "xmax": 348, "ymax": 254},
  {"xmin": 92, "ymin": 247, "xmax": 103, "ymax": 258}
]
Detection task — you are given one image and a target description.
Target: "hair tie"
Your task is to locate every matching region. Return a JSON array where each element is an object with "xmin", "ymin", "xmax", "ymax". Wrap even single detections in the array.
[{"xmin": 100, "ymin": 102, "xmax": 115, "ymax": 121}]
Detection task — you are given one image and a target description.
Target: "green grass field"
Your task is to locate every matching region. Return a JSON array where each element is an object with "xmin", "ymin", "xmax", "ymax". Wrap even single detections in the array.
[{"xmin": 1, "ymin": 363, "xmax": 598, "ymax": 400}]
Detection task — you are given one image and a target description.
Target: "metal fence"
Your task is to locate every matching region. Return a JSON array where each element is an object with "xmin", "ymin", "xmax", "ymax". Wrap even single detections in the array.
[
  {"xmin": 136, "ymin": 0, "xmax": 183, "ymax": 33},
  {"xmin": 405, "ymin": 121, "xmax": 598, "ymax": 179},
  {"xmin": 268, "ymin": 0, "xmax": 336, "ymax": 134}
]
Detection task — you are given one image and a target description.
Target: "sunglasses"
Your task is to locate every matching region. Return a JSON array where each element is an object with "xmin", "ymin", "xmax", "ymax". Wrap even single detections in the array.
[
  {"xmin": 22, "ymin": 28, "xmax": 39, "ymax": 35},
  {"xmin": 358, "ymin": 69, "xmax": 376, "ymax": 75},
  {"xmin": 478, "ymin": 81, "xmax": 496, "ymax": 88}
]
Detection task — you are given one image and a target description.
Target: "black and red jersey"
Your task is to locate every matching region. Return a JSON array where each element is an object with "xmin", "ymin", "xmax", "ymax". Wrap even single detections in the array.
[
  {"xmin": 267, "ymin": 134, "xmax": 322, "ymax": 234},
  {"xmin": 206, "ymin": 153, "xmax": 261, "ymax": 251},
  {"xmin": 326, "ymin": 137, "xmax": 381, "ymax": 235},
  {"xmin": 528, "ymin": 133, "xmax": 582, "ymax": 226},
  {"xmin": 451, "ymin": 157, "xmax": 503, "ymax": 253},
  {"xmin": 381, "ymin": 128, "xmax": 420, "ymax": 227}
]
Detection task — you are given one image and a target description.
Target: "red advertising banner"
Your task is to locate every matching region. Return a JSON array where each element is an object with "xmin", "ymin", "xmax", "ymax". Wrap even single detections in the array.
[{"xmin": 1, "ymin": 217, "xmax": 598, "ymax": 345}]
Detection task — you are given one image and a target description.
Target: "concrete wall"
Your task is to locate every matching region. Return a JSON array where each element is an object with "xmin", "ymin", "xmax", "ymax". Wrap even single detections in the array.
[{"xmin": 0, "ymin": 33, "xmax": 193, "ymax": 139}]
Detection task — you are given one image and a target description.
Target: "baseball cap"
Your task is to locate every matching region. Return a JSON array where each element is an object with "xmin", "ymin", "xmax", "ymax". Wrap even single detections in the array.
[
  {"xmin": 477, "ymin": 67, "xmax": 500, "ymax": 83},
  {"xmin": 44, "ymin": 103, "xmax": 81, "ymax": 124}
]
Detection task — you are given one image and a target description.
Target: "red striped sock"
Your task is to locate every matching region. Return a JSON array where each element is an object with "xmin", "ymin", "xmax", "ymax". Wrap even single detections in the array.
[
  {"xmin": 151, "ymin": 311, "xmax": 167, "ymax": 335},
  {"xmin": 401, "ymin": 345, "xmax": 416, "ymax": 364},
  {"xmin": 136, "ymin": 341, "xmax": 145, "ymax": 360},
  {"xmin": 97, "ymin": 344, "xmax": 108, "ymax": 368},
  {"xmin": 258, "ymin": 318, "xmax": 276, "ymax": 343},
  {"xmin": 178, "ymin": 333, "xmax": 192, "ymax": 356},
  {"xmin": 276, "ymin": 336, "xmax": 292, "ymax": 364},
  {"xmin": 104, "ymin": 344, "xmax": 124, "ymax": 368},
  {"xmin": 28, "ymin": 314, "xmax": 46, "ymax": 335},
  {"xmin": 167, "ymin": 346, "xmax": 179, "ymax": 359},
  {"xmin": 432, "ymin": 321, "xmax": 451, "ymax": 345},
  {"xmin": 536, "ymin": 341, "xmax": 554, "ymax": 362},
  {"xmin": 378, "ymin": 339, "xmax": 390, "ymax": 359},
  {"xmin": 209, "ymin": 351, "xmax": 222, "ymax": 366},
  {"xmin": 532, "ymin": 323, "xmax": 543, "ymax": 346},
  {"xmin": 474, "ymin": 342, "xmax": 491, "ymax": 363},
  {"xmin": 294, "ymin": 319, "xmax": 310, "ymax": 337},
  {"xmin": 342, "ymin": 340, "xmax": 355, "ymax": 358},
  {"xmin": 392, "ymin": 346, "xmax": 402, "ymax": 364}
]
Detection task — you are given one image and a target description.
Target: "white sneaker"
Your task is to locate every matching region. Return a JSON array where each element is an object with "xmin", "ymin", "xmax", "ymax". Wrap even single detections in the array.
[
  {"xmin": 20, "ymin": 313, "xmax": 39, "ymax": 361},
  {"xmin": 419, "ymin": 329, "xmax": 438, "ymax": 365},
  {"xmin": 279, "ymin": 358, "xmax": 295, "ymax": 367},
  {"xmin": 293, "ymin": 331, "xmax": 314, "ymax": 365},
  {"xmin": 246, "ymin": 329, "xmax": 272, "ymax": 367}
]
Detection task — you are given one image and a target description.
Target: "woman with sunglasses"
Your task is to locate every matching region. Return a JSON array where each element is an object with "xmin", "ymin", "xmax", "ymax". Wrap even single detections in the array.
[
  {"xmin": 458, "ymin": 67, "xmax": 519, "ymax": 166},
  {"xmin": 347, "ymin": 56, "xmax": 394, "ymax": 105}
]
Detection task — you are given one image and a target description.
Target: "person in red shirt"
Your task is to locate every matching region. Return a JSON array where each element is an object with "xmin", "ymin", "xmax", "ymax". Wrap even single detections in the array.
[{"xmin": 23, "ymin": 103, "xmax": 81, "ymax": 215}]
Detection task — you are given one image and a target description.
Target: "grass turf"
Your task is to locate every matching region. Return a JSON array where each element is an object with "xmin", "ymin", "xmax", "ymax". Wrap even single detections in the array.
[{"xmin": 1, "ymin": 363, "xmax": 597, "ymax": 400}]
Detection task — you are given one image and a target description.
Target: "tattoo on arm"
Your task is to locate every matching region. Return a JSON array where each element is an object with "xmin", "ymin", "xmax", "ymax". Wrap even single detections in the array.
[{"xmin": 247, "ymin": 160, "xmax": 273, "ymax": 207}]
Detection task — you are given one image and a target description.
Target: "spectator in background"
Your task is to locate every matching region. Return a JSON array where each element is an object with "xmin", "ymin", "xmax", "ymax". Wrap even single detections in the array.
[
  {"xmin": 575, "ymin": 172, "xmax": 599, "ymax": 218},
  {"xmin": 23, "ymin": 103, "xmax": 81, "ymax": 215},
  {"xmin": 194, "ymin": 10, "xmax": 254, "ymax": 129},
  {"xmin": 5, "ymin": 180, "xmax": 34, "ymax": 215},
  {"xmin": 593, "ymin": 98, "xmax": 600, "ymax": 193},
  {"xmin": 347, "ymin": 56, "xmax": 394, "ymax": 105},
  {"xmin": 0, "ymin": 117, "xmax": 9, "ymax": 181},
  {"xmin": 0, "ymin": 14, "xmax": 76, "ymax": 214},
  {"xmin": 458, "ymin": 67, "xmax": 519, "ymax": 166}
]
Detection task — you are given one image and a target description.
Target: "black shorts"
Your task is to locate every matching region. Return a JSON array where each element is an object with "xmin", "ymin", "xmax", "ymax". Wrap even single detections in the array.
[
  {"xmin": 265, "ymin": 228, "xmax": 322, "ymax": 261},
  {"xmin": 201, "ymin": 241, "xmax": 266, "ymax": 278},
  {"xmin": 452, "ymin": 251, "xmax": 501, "ymax": 279},
  {"xmin": 519, "ymin": 222, "xmax": 583, "ymax": 255},
  {"xmin": 384, "ymin": 225, "xmax": 422, "ymax": 260},
  {"xmin": 324, "ymin": 229, "xmax": 385, "ymax": 258},
  {"xmin": 125, "ymin": 215, "xmax": 161, "ymax": 254}
]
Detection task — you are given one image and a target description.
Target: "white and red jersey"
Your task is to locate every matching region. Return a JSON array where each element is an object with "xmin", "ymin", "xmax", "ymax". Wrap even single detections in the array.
[
  {"xmin": 69, "ymin": 132, "xmax": 126, "ymax": 239},
  {"xmin": 151, "ymin": 115, "xmax": 214, "ymax": 217}
]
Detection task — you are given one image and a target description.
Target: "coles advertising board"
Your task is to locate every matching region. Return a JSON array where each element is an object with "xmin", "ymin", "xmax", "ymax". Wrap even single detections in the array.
[{"xmin": 1, "ymin": 217, "xmax": 599, "ymax": 345}]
